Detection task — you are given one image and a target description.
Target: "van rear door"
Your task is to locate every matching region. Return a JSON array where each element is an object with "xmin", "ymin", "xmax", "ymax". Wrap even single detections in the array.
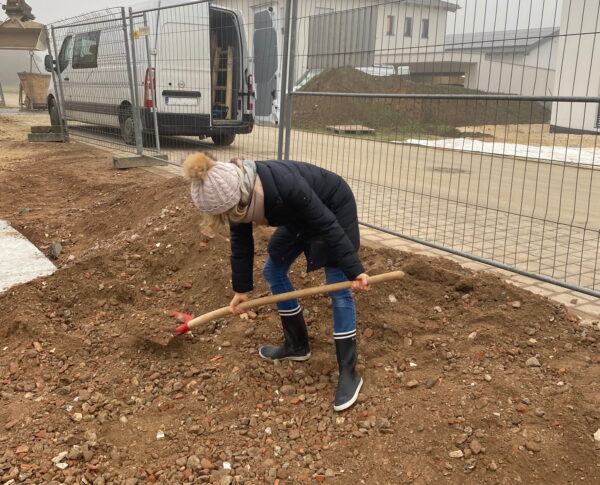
[{"xmin": 154, "ymin": 3, "xmax": 211, "ymax": 124}]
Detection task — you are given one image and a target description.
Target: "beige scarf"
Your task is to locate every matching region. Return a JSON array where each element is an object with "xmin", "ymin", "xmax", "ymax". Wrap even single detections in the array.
[{"xmin": 228, "ymin": 161, "xmax": 267, "ymax": 225}]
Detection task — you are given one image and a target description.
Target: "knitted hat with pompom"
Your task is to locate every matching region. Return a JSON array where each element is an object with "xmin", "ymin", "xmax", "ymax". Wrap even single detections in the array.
[{"xmin": 183, "ymin": 153, "xmax": 241, "ymax": 215}]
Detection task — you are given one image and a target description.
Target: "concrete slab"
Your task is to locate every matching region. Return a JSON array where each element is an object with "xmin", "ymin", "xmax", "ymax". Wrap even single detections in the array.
[
  {"xmin": 0, "ymin": 220, "xmax": 56, "ymax": 293},
  {"xmin": 28, "ymin": 132, "xmax": 66, "ymax": 142}
]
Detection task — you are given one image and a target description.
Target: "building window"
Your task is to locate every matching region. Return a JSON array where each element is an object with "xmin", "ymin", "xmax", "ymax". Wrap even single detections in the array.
[
  {"xmin": 422, "ymin": 19, "xmax": 429, "ymax": 39},
  {"xmin": 315, "ymin": 7, "xmax": 333, "ymax": 15},
  {"xmin": 404, "ymin": 17, "xmax": 413, "ymax": 37},
  {"xmin": 385, "ymin": 15, "xmax": 395, "ymax": 36}
]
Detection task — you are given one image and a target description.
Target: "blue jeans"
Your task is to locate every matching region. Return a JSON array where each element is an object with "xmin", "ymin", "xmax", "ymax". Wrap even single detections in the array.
[{"xmin": 263, "ymin": 251, "xmax": 357, "ymax": 340}]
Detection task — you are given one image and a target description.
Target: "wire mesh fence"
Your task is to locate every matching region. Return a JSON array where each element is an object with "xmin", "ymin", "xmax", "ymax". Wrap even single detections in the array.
[{"xmin": 46, "ymin": 0, "xmax": 599, "ymax": 297}]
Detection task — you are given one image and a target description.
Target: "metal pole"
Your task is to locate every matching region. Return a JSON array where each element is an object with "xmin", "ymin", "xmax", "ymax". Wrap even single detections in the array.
[
  {"xmin": 50, "ymin": 25, "xmax": 68, "ymax": 139},
  {"xmin": 277, "ymin": 0, "xmax": 293, "ymax": 160},
  {"xmin": 122, "ymin": 7, "xmax": 144, "ymax": 154},
  {"xmin": 143, "ymin": 11, "xmax": 161, "ymax": 154},
  {"xmin": 290, "ymin": 92, "xmax": 600, "ymax": 103},
  {"xmin": 283, "ymin": 0, "xmax": 298, "ymax": 161}
]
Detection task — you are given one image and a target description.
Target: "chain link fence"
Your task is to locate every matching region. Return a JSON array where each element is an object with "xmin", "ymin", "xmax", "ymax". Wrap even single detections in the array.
[{"xmin": 47, "ymin": 0, "xmax": 599, "ymax": 298}]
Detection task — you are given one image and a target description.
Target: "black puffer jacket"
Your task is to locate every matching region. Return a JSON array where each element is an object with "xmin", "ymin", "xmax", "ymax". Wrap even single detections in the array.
[{"xmin": 230, "ymin": 160, "xmax": 364, "ymax": 293}]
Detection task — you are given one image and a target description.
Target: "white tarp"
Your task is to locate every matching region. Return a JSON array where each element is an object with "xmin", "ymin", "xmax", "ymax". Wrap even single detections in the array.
[
  {"xmin": 0, "ymin": 220, "xmax": 56, "ymax": 293},
  {"xmin": 395, "ymin": 138, "xmax": 600, "ymax": 167}
]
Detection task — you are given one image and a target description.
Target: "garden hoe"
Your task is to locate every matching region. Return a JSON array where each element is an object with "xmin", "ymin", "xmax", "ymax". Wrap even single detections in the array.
[{"xmin": 172, "ymin": 270, "xmax": 405, "ymax": 336}]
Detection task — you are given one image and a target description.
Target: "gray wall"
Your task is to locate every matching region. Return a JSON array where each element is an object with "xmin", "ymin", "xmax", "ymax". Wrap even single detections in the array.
[{"xmin": 307, "ymin": 6, "xmax": 377, "ymax": 69}]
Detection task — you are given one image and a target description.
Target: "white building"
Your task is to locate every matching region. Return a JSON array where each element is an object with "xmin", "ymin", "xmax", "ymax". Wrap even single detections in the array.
[
  {"xmin": 551, "ymin": 0, "xmax": 600, "ymax": 134},
  {"xmin": 445, "ymin": 27, "xmax": 559, "ymax": 97}
]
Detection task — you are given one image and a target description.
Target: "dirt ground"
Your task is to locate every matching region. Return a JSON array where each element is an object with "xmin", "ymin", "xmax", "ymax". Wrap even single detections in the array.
[
  {"xmin": 457, "ymin": 124, "xmax": 600, "ymax": 148},
  {"xmin": 1, "ymin": 115, "xmax": 600, "ymax": 485}
]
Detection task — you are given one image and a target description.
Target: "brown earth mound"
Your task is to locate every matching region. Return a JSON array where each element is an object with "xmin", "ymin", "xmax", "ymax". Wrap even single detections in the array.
[
  {"xmin": 293, "ymin": 67, "xmax": 549, "ymax": 137},
  {"xmin": 1, "ymin": 116, "xmax": 599, "ymax": 484}
]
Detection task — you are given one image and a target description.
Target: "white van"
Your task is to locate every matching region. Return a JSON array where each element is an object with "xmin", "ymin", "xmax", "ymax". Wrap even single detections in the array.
[{"xmin": 45, "ymin": 1, "xmax": 254, "ymax": 146}]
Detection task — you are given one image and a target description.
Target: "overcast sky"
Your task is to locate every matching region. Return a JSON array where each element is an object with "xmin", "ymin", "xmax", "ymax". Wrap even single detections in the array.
[{"xmin": 24, "ymin": 0, "xmax": 564, "ymax": 29}]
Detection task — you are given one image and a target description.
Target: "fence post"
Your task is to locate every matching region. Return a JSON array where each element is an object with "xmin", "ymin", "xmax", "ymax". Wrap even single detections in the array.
[
  {"xmin": 49, "ymin": 25, "xmax": 69, "ymax": 139},
  {"xmin": 283, "ymin": 0, "xmax": 299, "ymax": 160},
  {"xmin": 277, "ymin": 0, "xmax": 293, "ymax": 160},
  {"xmin": 143, "ymin": 11, "xmax": 161, "ymax": 155},
  {"xmin": 121, "ymin": 7, "xmax": 144, "ymax": 154}
]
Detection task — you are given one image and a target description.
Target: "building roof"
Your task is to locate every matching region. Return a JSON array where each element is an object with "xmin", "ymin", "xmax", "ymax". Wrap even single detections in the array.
[
  {"xmin": 445, "ymin": 27, "xmax": 559, "ymax": 54},
  {"xmin": 401, "ymin": 0, "xmax": 460, "ymax": 12}
]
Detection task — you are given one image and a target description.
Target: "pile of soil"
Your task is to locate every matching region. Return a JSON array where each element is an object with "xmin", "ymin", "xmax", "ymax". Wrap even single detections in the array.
[
  {"xmin": 1, "ymin": 116, "xmax": 599, "ymax": 484},
  {"xmin": 293, "ymin": 68, "xmax": 550, "ymax": 137}
]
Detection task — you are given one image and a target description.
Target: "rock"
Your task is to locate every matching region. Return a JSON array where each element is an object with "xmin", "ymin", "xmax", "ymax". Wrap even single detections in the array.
[
  {"xmin": 469, "ymin": 439, "xmax": 483, "ymax": 455},
  {"xmin": 425, "ymin": 379, "xmax": 437, "ymax": 389},
  {"xmin": 200, "ymin": 458, "xmax": 215, "ymax": 470},
  {"xmin": 512, "ymin": 301, "xmax": 521, "ymax": 309},
  {"xmin": 289, "ymin": 429, "xmax": 300, "ymax": 440},
  {"xmin": 468, "ymin": 332, "xmax": 477, "ymax": 340},
  {"xmin": 525, "ymin": 357, "xmax": 541, "ymax": 367},
  {"xmin": 489, "ymin": 461, "xmax": 499, "ymax": 471},
  {"xmin": 187, "ymin": 455, "xmax": 201, "ymax": 470},
  {"xmin": 52, "ymin": 451, "xmax": 68, "ymax": 464},
  {"xmin": 534, "ymin": 408, "xmax": 545, "ymax": 417},
  {"xmin": 49, "ymin": 241, "xmax": 62, "ymax": 259},
  {"xmin": 406, "ymin": 380, "xmax": 419, "ymax": 389},
  {"xmin": 388, "ymin": 294, "xmax": 398, "ymax": 303},
  {"xmin": 279, "ymin": 385, "xmax": 296, "ymax": 396},
  {"xmin": 484, "ymin": 374, "xmax": 492, "ymax": 382},
  {"xmin": 525, "ymin": 441, "xmax": 541, "ymax": 452},
  {"xmin": 594, "ymin": 429, "xmax": 600, "ymax": 442},
  {"xmin": 220, "ymin": 477, "xmax": 233, "ymax": 485},
  {"xmin": 18, "ymin": 207, "xmax": 33, "ymax": 214},
  {"xmin": 449, "ymin": 450, "xmax": 464, "ymax": 459},
  {"xmin": 15, "ymin": 445, "xmax": 29, "ymax": 454}
]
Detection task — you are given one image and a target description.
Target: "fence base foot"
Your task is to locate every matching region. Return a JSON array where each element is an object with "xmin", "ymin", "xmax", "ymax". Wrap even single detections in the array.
[
  {"xmin": 28, "ymin": 132, "xmax": 67, "ymax": 142},
  {"xmin": 31, "ymin": 125, "xmax": 63, "ymax": 134},
  {"xmin": 113, "ymin": 155, "xmax": 168, "ymax": 170}
]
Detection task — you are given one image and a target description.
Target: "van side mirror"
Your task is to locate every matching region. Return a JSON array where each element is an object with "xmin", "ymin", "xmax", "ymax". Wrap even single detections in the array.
[{"xmin": 44, "ymin": 54, "xmax": 55, "ymax": 73}]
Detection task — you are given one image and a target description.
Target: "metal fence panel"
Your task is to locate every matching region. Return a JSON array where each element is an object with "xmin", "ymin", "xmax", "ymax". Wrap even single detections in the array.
[
  {"xmin": 46, "ymin": 0, "xmax": 600, "ymax": 297},
  {"xmin": 284, "ymin": 0, "xmax": 600, "ymax": 297}
]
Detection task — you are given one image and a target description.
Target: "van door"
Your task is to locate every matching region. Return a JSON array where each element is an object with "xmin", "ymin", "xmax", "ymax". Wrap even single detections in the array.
[
  {"xmin": 154, "ymin": 2, "xmax": 212, "ymax": 128},
  {"xmin": 253, "ymin": 5, "xmax": 280, "ymax": 125}
]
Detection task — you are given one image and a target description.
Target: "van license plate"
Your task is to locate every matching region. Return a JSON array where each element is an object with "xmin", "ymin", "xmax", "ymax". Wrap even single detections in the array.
[{"xmin": 164, "ymin": 97, "xmax": 198, "ymax": 106}]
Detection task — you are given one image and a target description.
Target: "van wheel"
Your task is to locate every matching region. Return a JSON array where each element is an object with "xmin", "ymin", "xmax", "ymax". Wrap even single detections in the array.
[
  {"xmin": 211, "ymin": 133, "xmax": 236, "ymax": 146},
  {"xmin": 49, "ymin": 100, "xmax": 61, "ymax": 126},
  {"xmin": 119, "ymin": 106, "xmax": 136, "ymax": 145}
]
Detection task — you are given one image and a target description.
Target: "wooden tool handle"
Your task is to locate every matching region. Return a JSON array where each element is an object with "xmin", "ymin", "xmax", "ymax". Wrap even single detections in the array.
[{"xmin": 180, "ymin": 270, "xmax": 404, "ymax": 332}]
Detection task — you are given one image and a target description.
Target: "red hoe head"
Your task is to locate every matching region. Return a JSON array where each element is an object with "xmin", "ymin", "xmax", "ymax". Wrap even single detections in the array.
[{"xmin": 171, "ymin": 311, "xmax": 194, "ymax": 335}]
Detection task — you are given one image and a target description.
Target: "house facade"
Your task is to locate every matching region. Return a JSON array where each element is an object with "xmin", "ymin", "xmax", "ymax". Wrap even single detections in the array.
[{"xmin": 550, "ymin": 0, "xmax": 600, "ymax": 134}]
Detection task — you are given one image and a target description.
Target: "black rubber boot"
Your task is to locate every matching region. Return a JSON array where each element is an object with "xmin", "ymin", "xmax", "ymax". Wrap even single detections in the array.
[
  {"xmin": 259, "ymin": 311, "xmax": 311, "ymax": 361},
  {"xmin": 333, "ymin": 337, "xmax": 363, "ymax": 412}
]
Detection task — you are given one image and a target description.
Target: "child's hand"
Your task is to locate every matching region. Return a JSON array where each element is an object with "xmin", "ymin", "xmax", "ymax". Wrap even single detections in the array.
[
  {"xmin": 352, "ymin": 273, "xmax": 371, "ymax": 292},
  {"xmin": 230, "ymin": 292, "xmax": 249, "ymax": 314}
]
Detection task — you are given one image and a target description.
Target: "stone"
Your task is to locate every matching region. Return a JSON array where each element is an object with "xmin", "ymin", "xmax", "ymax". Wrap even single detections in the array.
[
  {"xmin": 489, "ymin": 461, "xmax": 499, "ymax": 471},
  {"xmin": 187, "ymin": 455, "xmax": 201, "ymax": 470},
  {"xmin": 525, "ymin": 357, "xmax": 541, "ymax": 367},
  {"xmin": 449, "ymin": 450, "xmax": 464, "ymax": 459},
  {"xmin": 279, "ymin": 385, "xmax": 296, "ymax": 396},
  {"xmin": 512, "ymin": 301, "xmax": 521, "ymax": 309},
  {"xmin": 525, "ymin": 441, "xmax": 541, "ymax": 452},
  {"xmin": 469, "ymin": 439, "xmax": 483, "ymax": 455},
  {"xmin": 289, "ymin": 429, "xmax": 300, "ymax": 440},
  {"xmin": 406, "ymin": 380, "xmax": 419, "ymax": 389},
  {"xmin": 200, "ymin": 458, "xmax": 215, "ymax": 470},
  {"xmin": 484, "ymin": 374, "xmax": 492, "ymax": 382},
  {"xmin": 49, "ymin": 241, "xmax": 62, "ymax": 259},
  {"xmin": 594, "ymin": 429, "xmax": 600, "ymax": 442}
]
